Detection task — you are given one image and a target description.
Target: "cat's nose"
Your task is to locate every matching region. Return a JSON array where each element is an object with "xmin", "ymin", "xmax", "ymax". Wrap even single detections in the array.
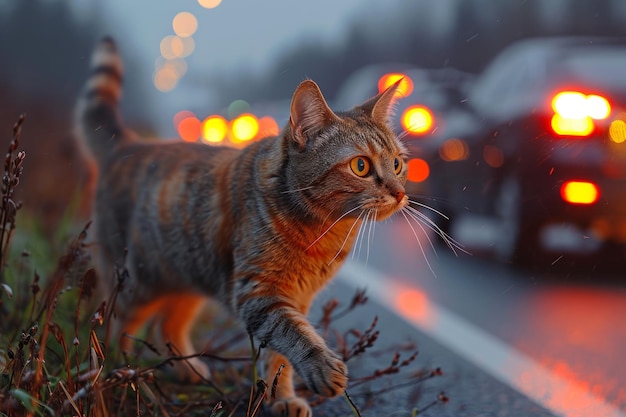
[{"xmin": 394, "ymin": 190, "xmax": 406, "ymax": 203}]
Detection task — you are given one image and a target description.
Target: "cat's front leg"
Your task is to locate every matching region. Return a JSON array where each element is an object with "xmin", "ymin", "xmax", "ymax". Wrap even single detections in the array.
[
  {"xmin": 240, "ymin": 296, "xmax": 348, "ymax": 399},
  {"xmin": 265, "ymin": 350, "xmax": 312, "ymax": 417}
]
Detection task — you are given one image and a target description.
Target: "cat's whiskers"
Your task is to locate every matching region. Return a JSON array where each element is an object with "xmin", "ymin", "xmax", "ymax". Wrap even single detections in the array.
[
  {"xmin": 406, "ymin": 199, "xmax": 467, "ymax": 255},
  {"xmin": 395, "ymin": 129, "xmax": 411, "ymax": 143},
  {"xmin": 328, "ymin": 209, "xmax": 366, "ymax": 266},
  {"xmin": 408, "ymin": 199, "xmax": 450, "ymax": 221},
  {"xmin": 400, "ymin": 209, "xmax": 437, "ymax": 276},
  {"xmin": 353, "ymin": 209, "xmax": 376, "ymax": 265},
  {"xmin": 397, "ymin": 200, "xmax": 469, "ymax": 276},
  {"xmin": 305, "ymin": 204, "xmax": 364, "ymax": 252},
  {"xmin": 403, "ymin": 207, "xmax": 444, "ymax": 258},
  {"xmin": 365, "ymin": 209, "xmax": 377, "ymax": 267},
  {"xmin": 404, "ymin": 207, "xmax": 467, "ymax": 256},
  {"xmin": 353, "ymin": 210, "xmax": 369, "ymax": 261}
]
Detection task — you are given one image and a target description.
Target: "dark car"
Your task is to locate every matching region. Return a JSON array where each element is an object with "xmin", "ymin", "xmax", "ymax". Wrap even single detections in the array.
[{"xmin": 427, "ymin": 37, "xmax": 626, "ymax": 264}]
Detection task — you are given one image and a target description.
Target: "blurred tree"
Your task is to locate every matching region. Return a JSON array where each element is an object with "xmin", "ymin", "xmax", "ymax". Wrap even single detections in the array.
[
  {"xmin": 0, "ymin": 0, "xmax": 152, "ymax": 236},
  {"xmin": 211, "ymin": 0, "xmax": 626, "ymax": 106},
  {"xmin": 0, "ymin": 1, "xmax": 97, "ymax": 106},
  {"xmin": 568, "ymin": 0, "xmax": 612, "ymax": 36}
]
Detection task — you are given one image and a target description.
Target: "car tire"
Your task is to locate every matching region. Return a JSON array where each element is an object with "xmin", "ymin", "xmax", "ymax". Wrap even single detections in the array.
[{"xmin": 493, "ymin": 175, "xmax": 539, "ymax": 265}]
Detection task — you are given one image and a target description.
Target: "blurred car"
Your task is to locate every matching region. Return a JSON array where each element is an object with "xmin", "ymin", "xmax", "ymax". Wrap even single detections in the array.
[
  {"xmin": 427, "ymin": 37, "xmax": 626, "ymax": 264},
  {"xmin": 333, "ymin": 63, "xmax": 475, "ymax": 196}
]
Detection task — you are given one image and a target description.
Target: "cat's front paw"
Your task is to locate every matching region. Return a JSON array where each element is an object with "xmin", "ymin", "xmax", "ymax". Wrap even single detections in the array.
[
  {"xmin": 298, "ymin": 348, "xmax": 348, "ymax": 397},
  {"xmin": 270, "ymin": 397, "xmax": 312, "ymax": 417}
]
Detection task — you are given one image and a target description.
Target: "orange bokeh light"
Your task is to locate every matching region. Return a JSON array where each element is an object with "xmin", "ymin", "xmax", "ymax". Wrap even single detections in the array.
[
  {"xmin": 401, "ymin": 105, "xmax": 433, "ymax": 134},
  {"xmin": 173, "ymin": 110, "xmax": 196, "ymax": 130},
  {"xmin": 439, "ymin": 138, "xmax": 469, "ymax": 162},
  {"xmin": 198, "ymin": 0, "xmax": 222, "ymax": 8},
  {"xmin": 257, "ymin": 116, "xmax": 280, "ymax": 138},
  {"xmin": 378, "ymin": 73, "xmax": 414, "ymax": 97},
  {"xmin": 160, "ymin": 35, "xmax": 178, "ymax": 60},
  {"xmin": 406, "ymin": 158, "xmax": 430, "ymax": 183},
  {"xmin": 177, "ymin": 116, "xmax": 201, "ymax": 142},
  {"xmin": 483, "ymin": 144, "xmax": 504, "ymax": 168},
  {"xmin": 202, "ymin": 115, "xmax": 228, "ymax": 144},
  {"xmin": 160, "ymin": 35, "xmax": 194, "ymax": 60},
  {"xmin": 609, "ymin": 119, "xmax": 626, "ymax": 143},
  {"xmin": 172, "ymin": 12, "xmax": 198, "ymax": 38},
  {"xmin": 230, "ymin": 114, "xmax": 259, "ymax": 142},
  {"xmin": 153, "ymin": 66, "xmax": 178, "ymax": 92}
]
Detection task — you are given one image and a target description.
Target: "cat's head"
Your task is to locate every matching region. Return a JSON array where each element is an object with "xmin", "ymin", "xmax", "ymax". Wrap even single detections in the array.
[{"xmin": 284, "ymin": 79, "xmax": 408, "ymax": 222}]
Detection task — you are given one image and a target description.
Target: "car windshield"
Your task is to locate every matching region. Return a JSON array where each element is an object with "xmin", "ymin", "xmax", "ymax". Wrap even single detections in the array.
[{"xmin": 560, "ymin": 49, "xmax": 626, "ymax": 97}]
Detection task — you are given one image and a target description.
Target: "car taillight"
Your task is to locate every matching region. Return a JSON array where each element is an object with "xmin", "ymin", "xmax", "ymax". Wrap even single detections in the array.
[
  {"xmin": 560, "ymin": 181, "xmax": 600, "ymax": 205},
  {"xmin": 401, "ymin": 105, "xmax": 434, "ymax": 135},
  {"xmin": 550, "ymin": 91, "xmax": 611, "ymax": 137}
]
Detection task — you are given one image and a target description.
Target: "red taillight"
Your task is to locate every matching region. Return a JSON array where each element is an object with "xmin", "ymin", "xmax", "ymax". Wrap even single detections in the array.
[
  {"xmin": 551, "ymin": 114, "xmax": 594, "ymax": 136},
  {"xmin": 560, "ymin": 181, "xmax": 599, "ymax": 205},
  {"xmin": 586, "ymin": 94, "xmax": 611, "ymax": 119},
  {"xmin": 550, "ymin": 91, "xmax": 611, "ymax": 137}
]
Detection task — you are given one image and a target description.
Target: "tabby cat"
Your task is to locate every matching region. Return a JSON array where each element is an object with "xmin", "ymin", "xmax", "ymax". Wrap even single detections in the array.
[{"xmin": 75, "ymin": 37, "xmax": 408, "ymax": 417}]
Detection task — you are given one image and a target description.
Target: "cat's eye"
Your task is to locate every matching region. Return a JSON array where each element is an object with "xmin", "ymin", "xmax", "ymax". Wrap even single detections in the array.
[
  {"xmin": 394, "ymin": 157, "xmax": 403, "ymax": 175},
  {"xmin": 350, "ymin": 156, "xmax": 371, "ymax": 177}
]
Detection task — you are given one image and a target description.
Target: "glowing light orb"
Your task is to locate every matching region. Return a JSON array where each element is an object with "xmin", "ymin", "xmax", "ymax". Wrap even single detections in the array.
[{"xmin": 172, "ymin": 12, "xmax": 198, "ymax": 38}]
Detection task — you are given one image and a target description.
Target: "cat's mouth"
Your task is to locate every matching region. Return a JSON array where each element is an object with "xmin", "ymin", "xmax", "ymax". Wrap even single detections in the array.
[{"xmin": 366, "ymin": 195, "xmax": 408, "ymax": 221}]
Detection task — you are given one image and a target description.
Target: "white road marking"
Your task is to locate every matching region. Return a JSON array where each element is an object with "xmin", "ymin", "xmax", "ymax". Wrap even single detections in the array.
[{"xmin": 338, "ymin": 261, "xmax": 626, "ymax": 417}]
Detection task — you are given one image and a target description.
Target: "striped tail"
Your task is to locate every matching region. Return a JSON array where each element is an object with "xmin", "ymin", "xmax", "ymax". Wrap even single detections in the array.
[{"xmin": 75, "ymin": 37, "xmax": 128, "ymax": 164}]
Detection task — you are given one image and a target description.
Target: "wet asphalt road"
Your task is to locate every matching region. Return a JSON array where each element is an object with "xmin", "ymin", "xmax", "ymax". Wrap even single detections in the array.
[{"xmin": 312, "ymin": 217, "xmax": 626, "ymax": 416}]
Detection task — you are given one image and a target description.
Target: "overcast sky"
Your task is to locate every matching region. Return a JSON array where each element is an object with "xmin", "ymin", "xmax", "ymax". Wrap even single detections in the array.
[
  {"xmin": 70, "ymin": 0, "xmax": 398, "ymax": 75},
  {"xmin": 64, "ymin": 0, "xmax": 402, "ymax": 134}
]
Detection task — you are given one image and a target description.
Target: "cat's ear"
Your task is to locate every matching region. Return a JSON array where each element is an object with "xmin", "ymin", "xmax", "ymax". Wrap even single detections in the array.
[
  {"xmin": 289, "ymin": 80, "xmax": 340, "ymax": 149},
  {"xmin": 358, "ymin": 78, "xmax": 402, "ymax": 125}
]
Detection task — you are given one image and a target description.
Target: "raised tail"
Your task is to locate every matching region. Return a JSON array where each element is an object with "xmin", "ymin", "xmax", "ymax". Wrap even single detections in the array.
[{"xmin": 75, "ymin": 37, "xmax": 129, "ymax": 164}]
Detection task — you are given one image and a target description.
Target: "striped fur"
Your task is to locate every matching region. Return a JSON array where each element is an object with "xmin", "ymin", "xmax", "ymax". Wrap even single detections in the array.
[{"xmin": 76, "ymin": 38, "xmax": 408, "ymax": 417}]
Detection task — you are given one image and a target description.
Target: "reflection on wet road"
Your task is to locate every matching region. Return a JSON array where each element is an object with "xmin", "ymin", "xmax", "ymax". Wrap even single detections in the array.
[
  {"xmin": 339, "ymin": 217, "xmax": 626, "ymax": 416},
  {"xmin": 515, "ymin": 287, "xmax": 626, "ymax": 410}
]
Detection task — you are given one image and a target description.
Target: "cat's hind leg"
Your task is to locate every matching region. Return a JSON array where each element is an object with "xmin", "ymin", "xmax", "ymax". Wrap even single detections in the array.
[
  {"xmin": 159, "ymin": 293, "xmax": 210, "ymax": 383},
  {"xmin": 118, "ymin": 297, "xmax": 167, "ymax": 355}
]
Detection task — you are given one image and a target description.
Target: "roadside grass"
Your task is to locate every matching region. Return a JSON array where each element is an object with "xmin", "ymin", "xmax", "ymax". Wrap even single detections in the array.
[{"xmin": 0, "ymin": 115, "xmax": 447, "ymax": 416}]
